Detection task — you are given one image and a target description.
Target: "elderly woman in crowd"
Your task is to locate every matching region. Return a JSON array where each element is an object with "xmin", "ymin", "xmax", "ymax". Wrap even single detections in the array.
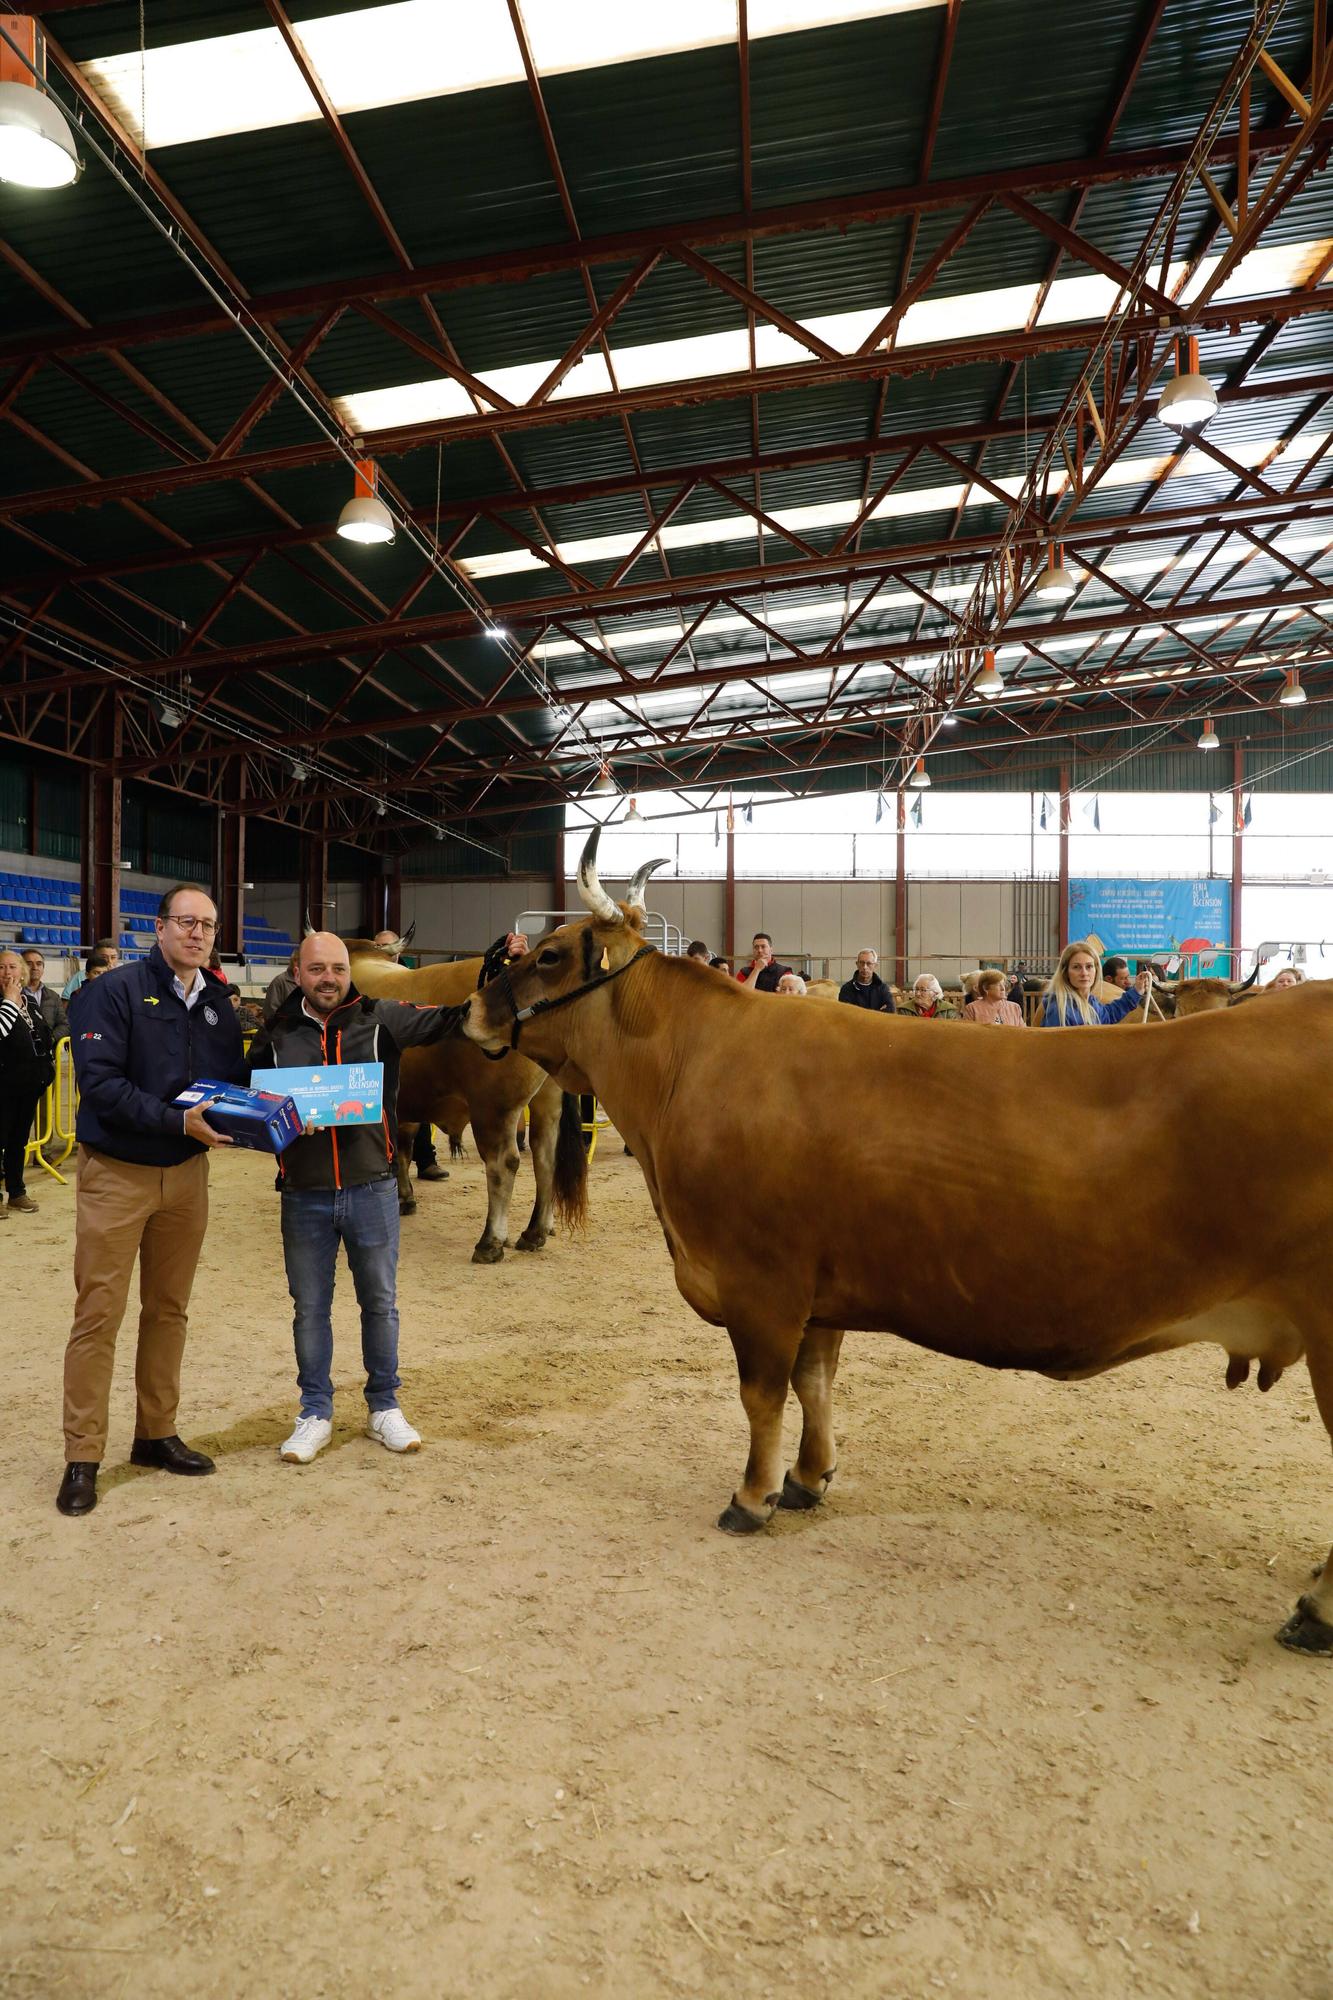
[
  {"xmin": 1040, "ymin": 941, "xmax": 1151, "ymax": 1026},
  {"xmin": 908, "ymin": 974, "xmax": 958, "ymax": 1020},
  {"xmin": 775, "ymin": 972, "xmax": 807, "ymax": 997},
  {"xmin": 961, "ymin": 967, "xmax": 1026, "ymax": 1026}
]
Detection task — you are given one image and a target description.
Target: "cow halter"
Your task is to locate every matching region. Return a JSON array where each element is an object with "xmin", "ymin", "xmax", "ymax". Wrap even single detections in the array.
[{"xmin": 482, "ymin": 941, "xmax": 656, "ymax": 1055}]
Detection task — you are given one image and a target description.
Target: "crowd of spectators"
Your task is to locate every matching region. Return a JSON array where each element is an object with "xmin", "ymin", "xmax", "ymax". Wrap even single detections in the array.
[{"xmin": 678, "ymin": 930, "xmax": 1180, "ymax": 1030}]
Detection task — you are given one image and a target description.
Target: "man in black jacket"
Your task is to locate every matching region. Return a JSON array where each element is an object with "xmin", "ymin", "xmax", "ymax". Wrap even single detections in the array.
[
  {"xmin": 838, "ymin": 947, "xmax": 897, "ymax": 1013},
  {"xmin": 58, "ymin": 885, "xmax": 246, "ymax": 1517},
  {"xmin": 21, "ymin": 947, "xmax": 68, "ymax": 1040},
  {"xmin": 0, "ymin": 949, "xmax": 55, "ymax": 1217},
  {"xmin": 737, "ymin": 932, "xmax": 793, "ymax": 993},
  {"xmin": 246, "ymin": 931, "xmax": 463, "ymax": 1466}
]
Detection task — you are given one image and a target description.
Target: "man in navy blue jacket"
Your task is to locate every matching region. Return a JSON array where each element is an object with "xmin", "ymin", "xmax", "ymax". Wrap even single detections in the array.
[{"xmin": 58, "ymin": 884, "xmax": 245, "ymax": 1518}]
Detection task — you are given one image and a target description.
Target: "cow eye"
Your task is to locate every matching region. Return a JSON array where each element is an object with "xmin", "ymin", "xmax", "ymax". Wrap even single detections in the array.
[{"xmin": 538, "ymin": 948, "xmax": 561, "ymax": 967}]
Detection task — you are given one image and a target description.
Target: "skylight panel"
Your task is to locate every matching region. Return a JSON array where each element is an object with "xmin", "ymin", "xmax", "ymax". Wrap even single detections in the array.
[
  {"xmin": 521, "ymin": 0, "xmax": 736, "ymax": 73},
  {"xmin": 84, "ymin": 28, "xmax": 313, "ymax": 150},
  {"xmin": 81, "ymin": 0, "xmax": 945, "ymax": 150},
  {"xmin": 898, "ymin": 281, "xmax": 1040, "ymax": 349}
]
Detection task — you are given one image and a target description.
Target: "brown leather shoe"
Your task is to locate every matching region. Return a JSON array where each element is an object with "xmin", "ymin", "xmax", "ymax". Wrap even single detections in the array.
[{"xmin": 7, "ymin": 1195, "xmax": 37, "ymax": 1214}]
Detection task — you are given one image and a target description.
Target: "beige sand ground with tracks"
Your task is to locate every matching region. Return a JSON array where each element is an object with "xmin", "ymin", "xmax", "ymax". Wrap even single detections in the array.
[{"xmin": 3, "ymin": 1138, "xmax": 1331, "ymax": 1999}]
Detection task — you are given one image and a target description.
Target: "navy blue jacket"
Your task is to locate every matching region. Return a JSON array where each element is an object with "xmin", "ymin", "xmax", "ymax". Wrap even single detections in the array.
[
  {"xmin": 1039, "ymin": 988, "xmax": 1143, "ymax": 1028},
  {"xmin": 838, "ymin": 973, "xmax": 896, "ymax": 1012},
  {"xmin": 71, "ymin": 945, "xmax": 246, "ymax": 1166}
]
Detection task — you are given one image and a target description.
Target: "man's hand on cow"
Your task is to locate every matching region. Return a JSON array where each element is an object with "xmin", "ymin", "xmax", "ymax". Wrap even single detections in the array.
[
  {"xmin": 506, "ymin": 931, "xmax": 529, "ymax": 958},
  {"xmin": 1135, "ymin": 969, "xmax": 1154, "ymax": 995},
  {"xmin": 183, "ymin": 1101, "xmax": 233, "ymax": 1147}
]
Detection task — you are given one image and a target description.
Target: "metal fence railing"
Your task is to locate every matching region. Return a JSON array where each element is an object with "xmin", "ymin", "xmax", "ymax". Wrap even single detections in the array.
[{"xmin": 25, "ymin": 1034, "xmax": 77, "ymax": 1186}]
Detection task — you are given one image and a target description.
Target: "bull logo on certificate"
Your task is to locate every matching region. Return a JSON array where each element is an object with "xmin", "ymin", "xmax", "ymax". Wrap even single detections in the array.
[{"xmin": 263, "ymin": 1062, "xmax": 386, "ymax": 1128}]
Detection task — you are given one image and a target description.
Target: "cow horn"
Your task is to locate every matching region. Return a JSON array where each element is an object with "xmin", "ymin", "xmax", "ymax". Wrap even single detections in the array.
[
  {"xmin": 1231, "ymin": 962, "xmax": 1261, "ymax": 996},
  {"xmin": 576, "ymin": 825, "xmax": 622, "ymax": 924},
  {"xmin": 303, "ymin": 910, "xmax": 314, "ymax": 938},
  {"xmin": 400, "ymin": 919, "xmax": 417, "ymax": 950},
  {"xmin": 626, "ymin": 856, "xmax": 671, "ymax": 910}
]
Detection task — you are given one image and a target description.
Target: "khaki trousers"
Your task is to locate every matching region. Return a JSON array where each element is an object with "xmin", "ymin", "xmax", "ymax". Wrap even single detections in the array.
[{"xmin": 63, "ymin": 1146, "xmax": 210, "ymax": 1463}]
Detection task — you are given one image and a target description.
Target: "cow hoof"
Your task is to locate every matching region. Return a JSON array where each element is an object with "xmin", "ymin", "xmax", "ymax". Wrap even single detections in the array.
[
  {"xmin": 399, "ymin": 1197, "xmax": 417, "ymax": 1217},
  {"xmin": 470, "ymin": 1240, "xmax": 504, "ymax": 1265},
  {"xmin": 515, "ymin": 1229, "xmax": 548, "ymax": 1253},
  {"xmin": 1276, "ymin": 1596, "xmax": 1333, "ymax": 1656},
  {"xmin": 717, "ymin": 1494, "xmax": 775, "ymax": 1535},
  {"xmin": 777, "ymin": 1469, "xmax": 831, "ymax": 1511}
]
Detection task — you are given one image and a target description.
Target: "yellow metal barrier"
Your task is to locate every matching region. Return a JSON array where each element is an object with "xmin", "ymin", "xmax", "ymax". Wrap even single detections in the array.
[{"xmin": 25, "ymin": 1034, "xmax": 76, "ymax": 1186}]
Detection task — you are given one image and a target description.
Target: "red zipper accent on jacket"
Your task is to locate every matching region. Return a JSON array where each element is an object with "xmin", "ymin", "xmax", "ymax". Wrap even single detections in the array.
[{"xmin": 325, "ymin": 1019, "xmax": 341, "ymax": 1190}]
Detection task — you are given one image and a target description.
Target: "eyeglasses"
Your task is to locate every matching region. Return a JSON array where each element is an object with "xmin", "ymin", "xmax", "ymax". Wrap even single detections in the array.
[{"xmin": 163, "ymin": 914, "xmax": 218, "ymax": 936}]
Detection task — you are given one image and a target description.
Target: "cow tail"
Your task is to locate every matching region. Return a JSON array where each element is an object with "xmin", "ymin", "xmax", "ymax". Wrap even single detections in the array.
[{"xmin": 553, "ymin": 1090, "xmax": 589, "ymax": 1233}]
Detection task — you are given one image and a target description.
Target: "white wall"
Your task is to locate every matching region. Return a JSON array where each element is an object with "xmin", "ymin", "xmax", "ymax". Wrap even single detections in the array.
[
  {"xmin": 232, "ymin": 873, "xmax": 1061, "ymax": 981},
  {"xmin": 400, "ymin": 878, "xmax": 556, "ymax": 955},
  {"xmin": 555, "ymin": 875, "xmax": 1061, "ymax": 981}
]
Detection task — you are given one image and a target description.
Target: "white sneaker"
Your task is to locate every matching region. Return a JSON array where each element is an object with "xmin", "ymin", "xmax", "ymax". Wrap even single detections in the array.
[
  {"xmin": 279, "ymin": 1414, "xmax": 332, "ymax": 1463},
  {"xmin": 367, "ymin": 1408, "xmax": 421, "ymax": 1453}
]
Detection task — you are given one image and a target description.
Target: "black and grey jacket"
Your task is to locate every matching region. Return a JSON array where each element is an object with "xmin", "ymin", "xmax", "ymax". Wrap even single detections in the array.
[
  {"xmin": 246, "ymin": 984, "xmax": 463, "ymax": 1191},
  {"xmin": 0, "ymin": 988, "xmax": 55, "ymax": 1088}
]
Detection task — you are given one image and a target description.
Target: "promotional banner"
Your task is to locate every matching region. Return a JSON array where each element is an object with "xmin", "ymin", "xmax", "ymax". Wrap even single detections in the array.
[
  {"xmin": 1067, "ymin": 879, "xmax": 1231, "ymax": 966},
  {"xmin": 263, "ymin": 1062, "xmax": 385, "ymax": 1128}
]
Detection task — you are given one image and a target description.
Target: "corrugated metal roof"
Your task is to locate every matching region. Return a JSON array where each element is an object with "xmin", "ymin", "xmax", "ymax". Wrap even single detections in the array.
[{"xmin": 0, "ymin": 0, "xmax": 1329, "ymax": 836}]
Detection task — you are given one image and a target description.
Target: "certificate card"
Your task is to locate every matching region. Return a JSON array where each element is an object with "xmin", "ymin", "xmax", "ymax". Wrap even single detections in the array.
[{"xmin": 263, "ymin": 1062, "xmax": 385, "ymax": 1128}]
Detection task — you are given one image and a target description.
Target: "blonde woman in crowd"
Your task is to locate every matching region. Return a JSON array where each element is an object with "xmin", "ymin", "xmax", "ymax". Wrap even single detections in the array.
[
  {"xmin": 1040, "ymin": 941, "xmax": 1151, "ymax": 1026},
  {"xmin": 961, "ymin": 967, "xmax": 1026, "ymax": 1026},
  {"xmin": 1271, "ymin": 966, "xmax": 1305, "ymax": 989}
]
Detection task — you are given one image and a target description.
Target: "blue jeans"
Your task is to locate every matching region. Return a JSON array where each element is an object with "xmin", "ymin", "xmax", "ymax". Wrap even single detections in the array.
[{"xmin": 280, "ymin": 1179, "xmax": 402, "ymax": 1420}]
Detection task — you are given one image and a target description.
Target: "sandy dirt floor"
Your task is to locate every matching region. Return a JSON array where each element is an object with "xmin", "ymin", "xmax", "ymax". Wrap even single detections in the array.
[{"xmin": 2, "ymin": 1135, "xmax": 1332, "ymax": 2000}]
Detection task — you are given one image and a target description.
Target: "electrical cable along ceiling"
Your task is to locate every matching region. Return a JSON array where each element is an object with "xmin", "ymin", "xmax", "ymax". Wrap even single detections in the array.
[{"xmin": 0, "ymin": 0, "xmax": 1331, "ymax": 851}]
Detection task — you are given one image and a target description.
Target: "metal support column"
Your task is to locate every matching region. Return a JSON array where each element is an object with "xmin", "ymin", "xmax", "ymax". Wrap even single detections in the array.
[
  {"xmin": 301, "ymin": 808, "xmax": 329, "ymax": 932},
  {"xmin": 216, "ymin": 769, "xmax": 246, "ymax": 955},
  {"xmin": 385, "ymin": 854, "xmax": 402, "ymax": 937},
  {"xmin": 1058, "ymin": 763, "xmax": 1071, "ymax": 946},
  {"xmin": 724, "ymin": 821, "xmax": 736, "ymax": 960},
  {"xmin": 1231, "ymin": 741, "xmax": 1245, "ymax": 957},
  {"xmin": 894, "ymin": 789, "xmax": 907, "ymax": 987},
  {"xmin": 81, "ymin": 696, "xmax": 122, "ymax": 947}
]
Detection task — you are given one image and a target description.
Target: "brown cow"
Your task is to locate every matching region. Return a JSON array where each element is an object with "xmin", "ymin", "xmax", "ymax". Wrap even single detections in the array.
[
  {"xmin": 462, "ymin": 827, "xmax": 1333, "ymax": 1656},
  {"xmin": 345, "ymin": 941, "xmax": 586, "ymax": 1263},
  {"xmin": 1155, "ymin": 965, "xmax": 1261, "ymax": 1017}
]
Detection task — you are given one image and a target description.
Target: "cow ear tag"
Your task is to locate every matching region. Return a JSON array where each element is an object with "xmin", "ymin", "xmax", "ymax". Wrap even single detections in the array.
[{"xmin": 599, "ymin": 946, "xmax": 610, "ymax": 971}]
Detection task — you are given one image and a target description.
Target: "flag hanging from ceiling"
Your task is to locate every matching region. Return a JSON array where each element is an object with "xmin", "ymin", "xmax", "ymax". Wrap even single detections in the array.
[
  {"xmin": 875, "ymin": 792, "xmax": 884, "ymax": 825},
  {"xmin": 1209, "ymin": 795, "xmax": 1222, "ymax": 826},
  {"xmin": 744, "ymin": 802, "xmax": 753, "ymax": 825},
  {"xmin": 1242, "ymin": 795, "xmax": 1252, "ymax": 830},
  {"xmin": 713, "ymin": 812, "xmax": 720, "ymax": 846},
  {"xmin": 1038, "ymin": 794, "xmax": 1049, "ymax": 831},
  {"xmin": 909, "ymin": 794, "xmax": 923, "ymax": 829}
]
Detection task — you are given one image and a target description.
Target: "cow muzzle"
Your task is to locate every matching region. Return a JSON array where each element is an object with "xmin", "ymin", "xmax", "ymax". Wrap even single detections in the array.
[{"xmin": 461, "ymin": 993, "xmax": 508, "ymax": 1052}]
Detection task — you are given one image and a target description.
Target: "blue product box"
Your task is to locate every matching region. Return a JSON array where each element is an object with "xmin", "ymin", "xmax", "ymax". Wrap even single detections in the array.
[{"xmin": 173, "ymin": 1078, "xmax": 304, "ymax": 1156}]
